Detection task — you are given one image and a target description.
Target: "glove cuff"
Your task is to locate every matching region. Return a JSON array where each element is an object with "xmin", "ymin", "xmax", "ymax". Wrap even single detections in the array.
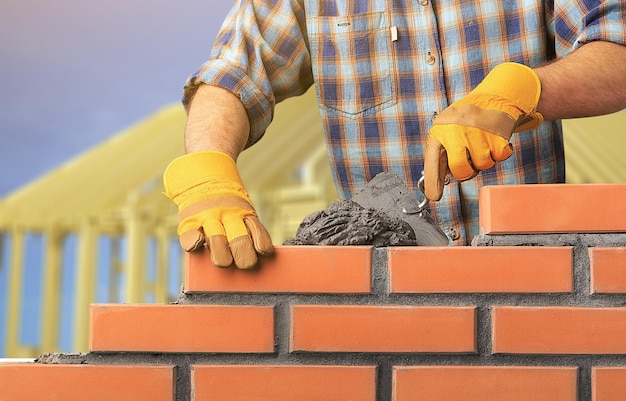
[
  {"xmin": 476, "ymin": 62, "xmax": 542, "ymax": 114},
  {"xmin": 163, "ymin": 151, "xmax": 249, "ymax": 208}
]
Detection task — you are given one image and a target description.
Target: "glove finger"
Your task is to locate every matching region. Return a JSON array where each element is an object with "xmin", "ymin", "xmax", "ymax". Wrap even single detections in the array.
[
  {"xmin": 207, "ymin": 234, "xmax": 233, "ymax": 268},
  {"xmin": 245, "ymin": 216, "xmax": 275, "ymax": 255},
  {"xmin": 178, "ymin": 208, "xmax": 226, "ymax": 252},
  {"xmin": 222, "ymin": 212, "xmax": 252, "ymax": 242},
  {"xmin": 447, "ymin": 145, "xmax": 478, "ymax": 181},
  {"xmin": 467, "ymin": 150, "xmax": 495, "ymax": 171},
  {"xmin": 221, "ymin": 213, "xmax": 259, "ymax": 269},
  {"xmin": 423, "ymin": 136, "xmax": 449, "ymax": 201},
  {"xmin": 201, "ymin": 217, "xmax": 234, "ymax": 267},
  {"xmin": 430, "ymin": 125, "xmax": 478, "ymax": 181},
  {"xmin": 465, "ymin": 131, "xmax": 496, "ymax": 171},
  {"xmin": 179, "ymin": 228, "xmax": 206, "ymax": 252},
  {"xmin": 488, "ymin": 136, "xmax": 514, "ymax": 162},
  {"xmin": 229, "ymin": 235, "xmax": 258, "ymax": 270}
]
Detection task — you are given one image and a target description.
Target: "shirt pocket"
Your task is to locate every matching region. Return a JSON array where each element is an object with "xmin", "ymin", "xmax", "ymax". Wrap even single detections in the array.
[{"xmin": 306, "ymin": 11, "xmax": 396, "ymax": 118}]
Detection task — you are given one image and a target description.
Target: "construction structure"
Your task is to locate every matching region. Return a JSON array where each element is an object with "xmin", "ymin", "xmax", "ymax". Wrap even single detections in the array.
[{"xmin": 0, "ymin": 86, "xmax": 625, "ymax": 357}]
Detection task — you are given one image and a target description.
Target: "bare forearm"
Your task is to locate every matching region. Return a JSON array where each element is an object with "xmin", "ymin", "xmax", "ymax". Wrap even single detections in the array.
[
  {"xmin": 184, "ymin": 84, "xmax": 250, "ymax": 161},
  {"xmin": 534, "ymin": 41, "xmax": 626, "ymax": 120}
]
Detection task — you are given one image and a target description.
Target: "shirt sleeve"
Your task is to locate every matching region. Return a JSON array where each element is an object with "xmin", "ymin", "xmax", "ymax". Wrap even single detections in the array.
[
  {"xmin": 183, "ymin": 0, "xmax": 314, "ymax": 147},
  {"xmin": 552, "ymin": 0, "xmax": 626, "ymax": 57}
]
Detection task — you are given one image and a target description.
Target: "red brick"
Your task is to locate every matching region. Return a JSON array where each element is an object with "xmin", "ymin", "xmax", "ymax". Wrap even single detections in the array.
[
  {"xmin": 479, "ymin": 184, "xmax": 626, "ymax": 234},
  {"xmin": 593, "ymin": 367, "xmax": 626, "ymax": 401},
  {"xmin": 589, "ymin": 247, "xmax": 626, "ymax": 294},
  {"xmin": 191, "ymin": 365, "xmax": 376, "ymax": 401},
  {"xmin": 0, "ymin": 364, "xmax": 174, "ymax": 401},
  {"xmin": 389, "ymin": 247, "xmax": 573, "ymax": 293},
  {"xmin": 90, "ymin": 304, "xmax": 274, "ymax": 353},
  {"xmin": 290, "ymin": 305, "xmax": 476, "ymax": 353},
  {"xmin": 493, "ymin": 306, "xmax": 626, "ymax": 354},
  {"xmin": 185, "ymin": 245, "xmax": 372, "ymax": 293},
  {"xmin": 393, "ymin": 366, "xmax": 578, "ymax": 401}
]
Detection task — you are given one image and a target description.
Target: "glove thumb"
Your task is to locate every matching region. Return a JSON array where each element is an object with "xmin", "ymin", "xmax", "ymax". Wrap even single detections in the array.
[
  {"xmin": 423, "ymin": 136, "xmax": 450, "ymax": 201},
  {"xmin": 179, "ymin": 228, "xmax": 206, "ymax": 252}
]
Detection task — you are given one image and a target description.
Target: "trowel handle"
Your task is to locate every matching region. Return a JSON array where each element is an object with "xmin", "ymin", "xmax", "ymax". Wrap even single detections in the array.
[{"xmin": 423, "ymin": 136, "xmax": 449, "ymax": 201}]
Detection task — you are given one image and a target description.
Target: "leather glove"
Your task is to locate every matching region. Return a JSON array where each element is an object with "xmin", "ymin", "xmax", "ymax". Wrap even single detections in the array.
[
  {"xmin": 163, "ymin": 151, "xmax": 274, "ymax": 269},
  {"xmin": 423, "ymin": 62, "xmax": 543, "ymax": 200}
]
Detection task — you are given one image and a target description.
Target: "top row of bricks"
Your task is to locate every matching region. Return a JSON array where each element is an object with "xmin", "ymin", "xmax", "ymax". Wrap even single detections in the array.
[
  {"xmin": 187, "ymin": 184, "xmax": 626, "ymax": 294},
  {"xmin": 188, "ymin": 245, "xmax": 626, "ymax": 295},
  {"xmin": 479, "ymin": 184, "xmax": 626, "ymax": 234}
]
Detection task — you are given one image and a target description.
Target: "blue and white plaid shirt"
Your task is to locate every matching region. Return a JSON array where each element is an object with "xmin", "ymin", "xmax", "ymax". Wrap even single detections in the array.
[{"xmin": 184, "ymin": 0, "xmax": 626, "ymax": 244}]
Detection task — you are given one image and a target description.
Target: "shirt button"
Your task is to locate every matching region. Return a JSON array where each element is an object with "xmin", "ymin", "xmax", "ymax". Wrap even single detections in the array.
[
  {"xmin": 426, "ymin": 52, "xmax": 436, "ymax": 65},
  {"xmin": 419, "ymin": 0, "xmax": 428, "ymax": 5},
  {"xmin": 449, "ymin": 227, "xmax": 460, "ymax": 241},
  {"xmin": 444, "ymin": 175, "xmax": 451, "ymax": 185}
]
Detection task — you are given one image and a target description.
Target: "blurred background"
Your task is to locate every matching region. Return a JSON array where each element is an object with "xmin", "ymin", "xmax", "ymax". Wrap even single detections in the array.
[
  {"xmin": 0, "ymin": 0, "xmax": 232, "ymax": 198},
  {"xmin": 1, "ymin": 0, "xmax": 625, "ymax": 358}
]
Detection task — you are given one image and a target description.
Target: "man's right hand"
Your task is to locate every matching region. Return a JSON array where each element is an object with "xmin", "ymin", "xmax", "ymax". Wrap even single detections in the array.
[{"xmin": 163, "ymin": 151, "xmax": 274, "ymax": 269}]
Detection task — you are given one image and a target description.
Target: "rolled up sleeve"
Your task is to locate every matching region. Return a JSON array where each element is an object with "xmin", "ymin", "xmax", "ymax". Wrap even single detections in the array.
[
  {"xmin": 183, "ymin": 0, "xmax": 314, "ymax": 148},
  {"xmin": 553, "ymin": 0, "xmax": 626, "ymax": 56}
]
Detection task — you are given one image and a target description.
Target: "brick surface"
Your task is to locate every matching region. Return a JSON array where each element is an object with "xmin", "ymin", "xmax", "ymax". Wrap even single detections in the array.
[
  {"xmin": 493, "ymin": 306, "xmax": 626, "ymax": 354},
  {"xmin": 592, "ymin": 367, "xmax": 626, "ymax": 401},
  {"xmin": 191, "ymin": 365, "xmax": 377, "ymax": 401},
  {"xmin": 0, "ymin": 364, "xmax": 174, "ymax": 401},
  {"xmin": 589, "ymin": 247, "xmax": 626, "ymax": 293},
  {"xmin": 90, "ymin": 304, "xmax": 274, "ymax": 353},
  {"xmin": 479, "ymin": 183, "xmax": 626, "ymax": 233},
  {"xmin": 393, "ymin": 366, "xmax": 578, "ymax": 401},
  {"xmin": 290, "ymin": 305, "xmax": 476, "ymax": 353},
  {"xmin": 185, "ymin": 245, "xmax": 372, "ymax": 293},
  {"xmin": 389, "ymin": 246, "xmax": 573, "ymax": 293}
]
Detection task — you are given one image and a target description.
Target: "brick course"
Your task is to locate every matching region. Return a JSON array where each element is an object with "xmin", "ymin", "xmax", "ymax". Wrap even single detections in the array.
[
  {"xmin": 592, "ymin": 367, "xmax": 626, "ymax": 401},
  {"xmin": 191, "ymin": 365, "xmax": 377, "ymax": 401},
  {"xmin": 290, "ymin": 305, "xmax": 476, "ymax": 353},
  {"xmin": 90, "ymin": 304, "xmax": 275, "ymax": 353},
  {"xmin": 0, "ymin": 364, "xmax": 175, "ymax": 401},
  {"xmin": 589, "ymin": 247, "xmax": 626, "ymax": 294},
  {"xmin": 393, "ymin": 366, "xmax": 578, "ymax": 401},
  {"xmin": 3, "ymin": 183, "xmax": 626, "ymax": 401},
  {"xmin": 493, "ymin": 306, "xmax": 626, "ymax": 354},
  {"xmin": 388, "ymin": 246, "xmax": 573, "ymax": 293},
  {"xmin": 478, "ymin": 183, "xmax": 626, "ymax": 234},
  {"xmin": 185, "ymin": 245, "xmax": 372, "ymax": 294}
]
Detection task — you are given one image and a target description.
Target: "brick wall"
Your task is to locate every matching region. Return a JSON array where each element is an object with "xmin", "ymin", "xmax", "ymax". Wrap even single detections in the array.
[{"xmin": 2, "ymin": 183, "xmax": 626, "ymax": 401}]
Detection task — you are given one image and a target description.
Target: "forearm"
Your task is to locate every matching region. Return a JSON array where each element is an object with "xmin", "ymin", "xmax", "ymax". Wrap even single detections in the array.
[
  {"xmin": 534, "ymin": 41, "xmax": 626, "ymax": 120},
  {"xmin": 184, "ymin": 84, "xmax": 250, "ymax": 161}
]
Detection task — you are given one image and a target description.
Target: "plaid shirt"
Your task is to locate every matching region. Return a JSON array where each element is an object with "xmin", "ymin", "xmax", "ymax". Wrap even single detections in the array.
[{"xmin": 184, "ymin": 0, "xmax": 626, "ymax": 245}]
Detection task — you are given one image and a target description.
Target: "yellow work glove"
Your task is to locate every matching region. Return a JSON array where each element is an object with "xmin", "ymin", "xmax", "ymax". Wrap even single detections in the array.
[
  {"xmin": 163, "ymin": 151, "xmax": 274, "ymax": 269},
  {"xmin": 423, "ymin": 62, "xmax": 543, "ymax": 200}
]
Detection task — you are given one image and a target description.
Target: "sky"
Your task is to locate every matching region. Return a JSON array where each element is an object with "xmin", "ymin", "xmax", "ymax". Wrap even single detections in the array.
[{"xmin": 0, "ymin": 0, "xmax": 234, "ymax": 197}]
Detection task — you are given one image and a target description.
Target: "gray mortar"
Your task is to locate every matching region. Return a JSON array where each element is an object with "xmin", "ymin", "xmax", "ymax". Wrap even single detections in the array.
[
  {"xmin": 284, "ymin": 172, "xmax": 449, "ymax": 247},
  {"xmin": 473, "ymin": 232, "xmax": 626, "ymax": 248},
  {"xmin": 283, "ymin": 199, "xmax": 416, "ymax": 246}
]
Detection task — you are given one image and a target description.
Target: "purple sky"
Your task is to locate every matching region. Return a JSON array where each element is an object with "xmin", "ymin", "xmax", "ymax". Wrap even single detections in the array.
[{"xmin": 0, "ymin": 0, "xmax": 233, "ymax": 196}]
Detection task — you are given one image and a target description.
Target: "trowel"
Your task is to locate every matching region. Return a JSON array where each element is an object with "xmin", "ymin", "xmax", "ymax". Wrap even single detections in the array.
[{"xmin": 351, "ymin": 172, "xmax": 450, "ymax": 246}]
